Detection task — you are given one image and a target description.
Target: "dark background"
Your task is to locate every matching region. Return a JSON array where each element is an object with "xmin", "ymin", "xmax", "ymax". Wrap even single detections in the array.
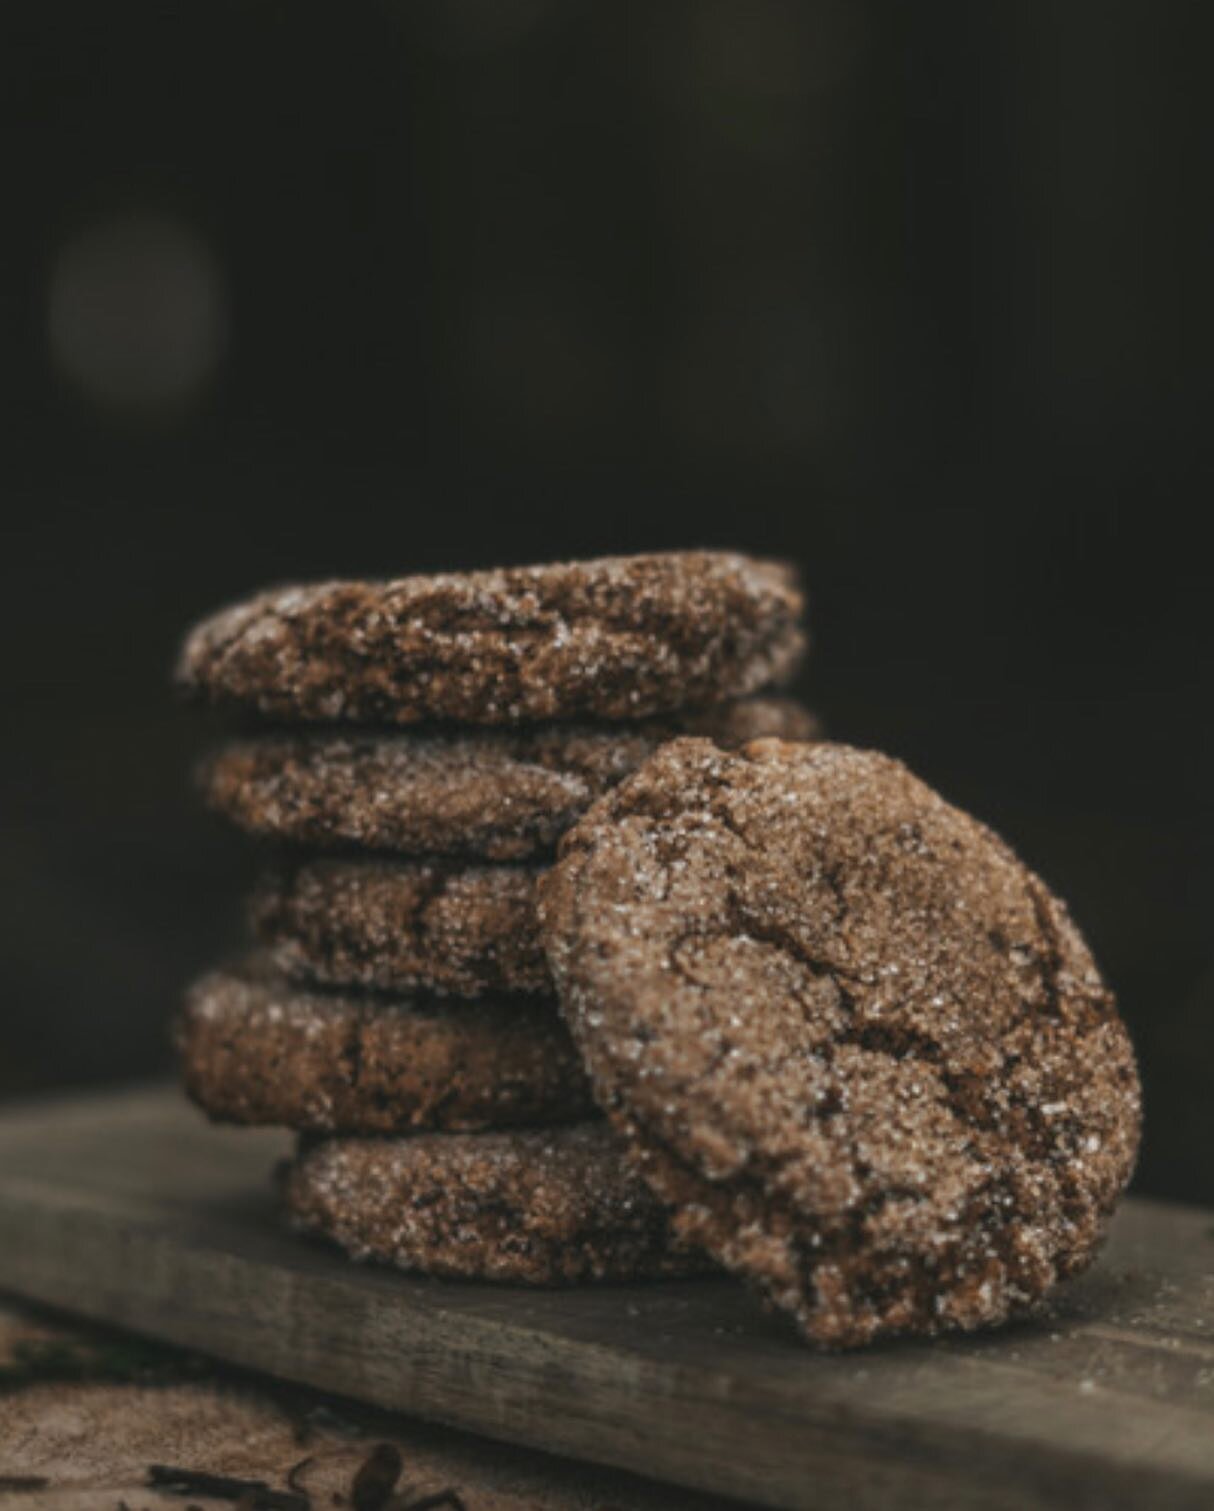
[{"xmin": 2, "ymin": 3, "xmax": 1209, "ymax": 1204}]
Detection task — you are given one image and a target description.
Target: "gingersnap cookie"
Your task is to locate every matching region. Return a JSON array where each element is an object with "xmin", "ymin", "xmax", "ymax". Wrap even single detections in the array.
[
  {"xmin": 252, "ymin": 858, "xmax": 549, "ymax": 997},
  {"xmin": 284, "ymin": 1123, "xmax": 710, "ymax": 1284},
  {"xmin": 176, "ymin": 552, "xmax": 805, "ymax": 726},
  {"xmin": 538, "ymin": 738, "xmax": 1141, "ymax": 1348},
  {"xmin": 200, "ymin": 698, "xmax": 819, "ymax": 862},
  {"xmin": 178, "ymin": 960, "xmax": 592, "ymax": 1134}
]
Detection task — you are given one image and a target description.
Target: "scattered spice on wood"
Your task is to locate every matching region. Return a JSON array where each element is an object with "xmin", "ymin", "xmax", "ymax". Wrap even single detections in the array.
[
  {"xmin": 146, "ymin": 1464, "xmax": 309, "ymax": 1511},
  {"xmin": 350, "ymin": 1444, "xmax": 402, "ymax": 1511}
]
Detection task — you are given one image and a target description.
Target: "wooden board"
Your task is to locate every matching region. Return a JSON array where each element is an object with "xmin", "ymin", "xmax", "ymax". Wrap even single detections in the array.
[{"xmin": 0, "ymin": 1085, "xmax": 1211, "ymax": 1511}]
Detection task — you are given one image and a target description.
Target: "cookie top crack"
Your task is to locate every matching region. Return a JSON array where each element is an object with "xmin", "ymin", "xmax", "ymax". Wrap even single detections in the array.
[{"xmin": 538, "ymin": 737, "xmax": 1141, "ymax": 1347}]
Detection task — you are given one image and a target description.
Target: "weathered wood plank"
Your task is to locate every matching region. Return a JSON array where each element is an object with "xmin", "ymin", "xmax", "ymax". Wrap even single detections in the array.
[{"xmin": 0, "ymin": 1085, "xmax": 1210, "ymax": 1510}]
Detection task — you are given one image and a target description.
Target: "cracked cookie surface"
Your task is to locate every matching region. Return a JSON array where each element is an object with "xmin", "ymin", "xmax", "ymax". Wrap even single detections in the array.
[
  {"xmin": 178, "ymin": 959, "xmax": 592, "ymax": 1133},
  {"xmin": 285, "ymin": 1124, "xmax": 712, "ymax": 1284},
  {"xmin": 538, "ymin": 738, "xmax": 1141, "ymax": 1347},
  {"xmin": 252, "ymin": 858, "xmax": 549, "ymax": 997},
  {"xmin": 200, "ymin": 698, "xmax": 819, "ymax": 861},
  {"xmin": 176, "ymin": 552, "xmax": 805, "ymax": 726}
]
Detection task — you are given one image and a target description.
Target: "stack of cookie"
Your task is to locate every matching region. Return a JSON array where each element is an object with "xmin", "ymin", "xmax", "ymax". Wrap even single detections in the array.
[
  {"xmin": 176, "ymin": 552, "xmax": 814, "ymax": 1285},
  {"xmin": 177, "ymin": 550, "xmax": 1141, "ymax": 1346}
]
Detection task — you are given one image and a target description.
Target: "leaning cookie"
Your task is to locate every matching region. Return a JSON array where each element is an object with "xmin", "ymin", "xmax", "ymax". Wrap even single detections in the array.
[
  {"xmin": 178, "ymin": 960, "xmax": 592, "ymax": 1134},
  {"xmin": 200, "ymin": 698, "xmax": 820, "ymax": 862},
  {"xmin": 538, "ymin": 738, "xmax": 1141, "ymax": 1348},
  {"xmin": 175, "ymin": 552, "xmax": 805, "ymax": 726},
  {"xmin": 284, "ymin": 1125, "xmax": 712, "ymax": 1284},
  {"xmin": 251, "ymin": 858, "xmax": 549, "ymax": 997}
]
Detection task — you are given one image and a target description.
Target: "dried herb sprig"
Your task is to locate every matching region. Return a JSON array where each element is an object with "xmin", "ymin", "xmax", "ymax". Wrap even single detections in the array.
[{"xmin": 147, "ymin": 1464, "xmax": 308, "ymax": 1511}]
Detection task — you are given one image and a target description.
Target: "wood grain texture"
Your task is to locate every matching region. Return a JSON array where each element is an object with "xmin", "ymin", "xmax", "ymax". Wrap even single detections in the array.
[{"xmin": 0, "ymin": 1085, "xmax": 1211, "ymax": 1511}]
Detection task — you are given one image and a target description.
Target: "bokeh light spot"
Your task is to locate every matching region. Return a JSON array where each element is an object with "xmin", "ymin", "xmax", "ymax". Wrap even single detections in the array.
[{"xmin": 47, "ymin": 212, "xmax": 228, "ymax": 418}]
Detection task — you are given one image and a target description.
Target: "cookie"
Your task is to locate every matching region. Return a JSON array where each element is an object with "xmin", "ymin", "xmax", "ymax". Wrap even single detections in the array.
[
  {"xmin": 176, "ymin": 552, "xmax": 806, "ymax": 726},
  {"xmin": 538, "ymin": 738, "xmax": 1141, "ymax": 1348},
  {"xmin": 252, "ymin": 859, "xmax": 548, "ymax": 997},
  {"xmin": 178, "ymin": 960, "xmax": 592, "ymax": 1133},
  {"xmin": 284, "ymin": 1123, "xmax": 710, "ymax": 1284},
  {"xmin": 200, "ymin": 698, "xmax": 819, "ymax": 861}
]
